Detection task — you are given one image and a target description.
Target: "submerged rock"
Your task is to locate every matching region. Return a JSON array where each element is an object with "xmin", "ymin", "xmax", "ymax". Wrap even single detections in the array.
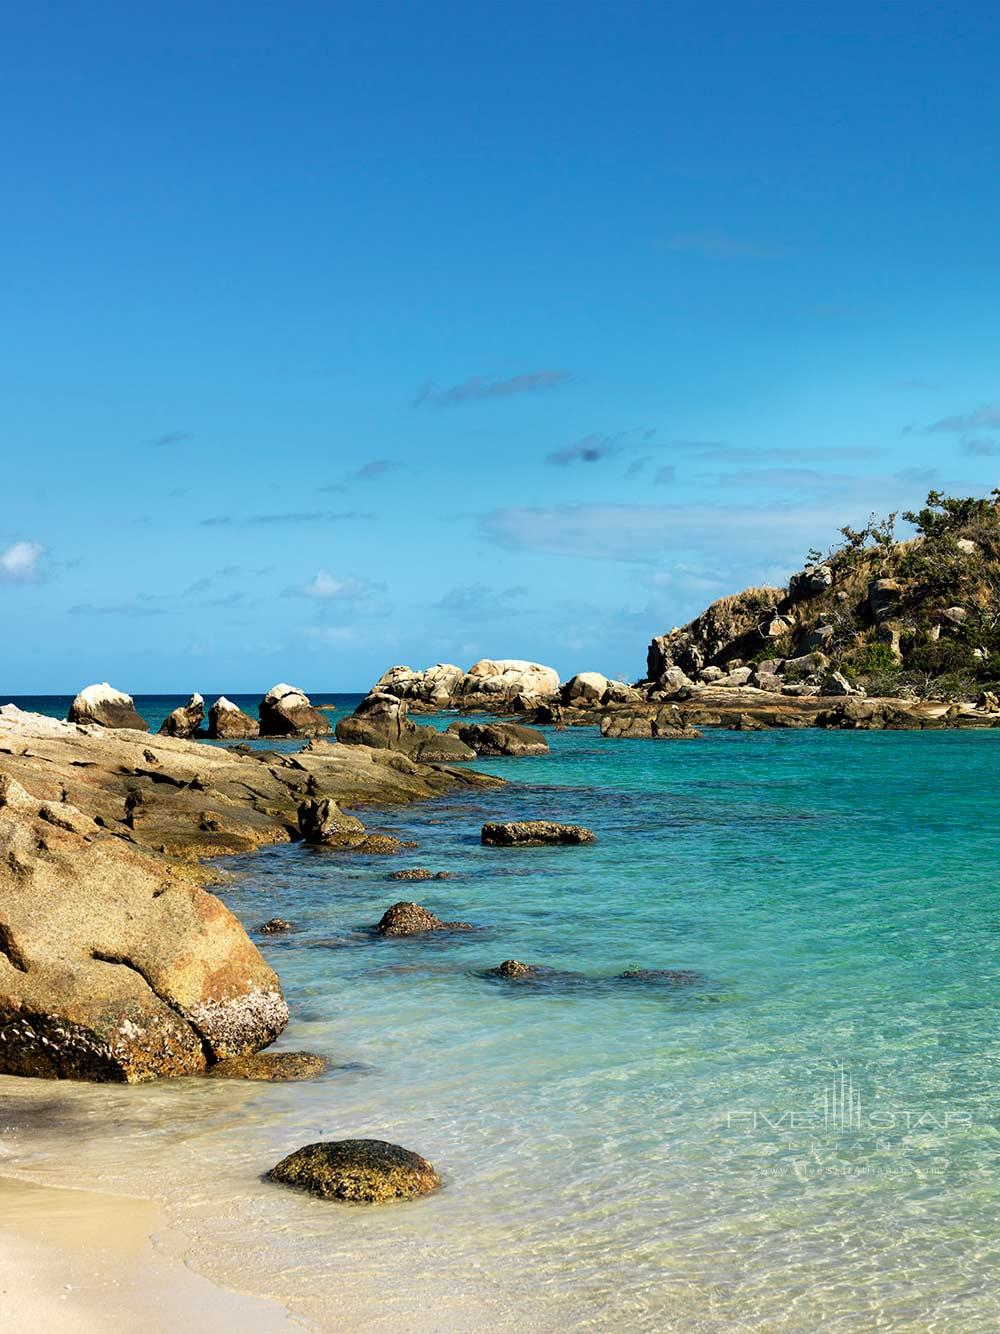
[
  {"xmin": 208, "ymin": 696, "xmax": 259, "ymax": 739},
  {"xmin": 258, "ymin": 917, "xmax": 294, "ymax": 933},
  {"xmin": 259, "ymin": 683, "xmax": 331, "ymax": 738},
  {"xmin": 67, "ymin": 683, "xmax": 148, "ymax": 732},
  {"xmin": 446, "ymin": 721, "xmax": 549, "ymax": 757},
  {"xmin": 617, "ymin": 968, "xmax": 702, "ymax": 986},
  {"xmin": 159, "ymin": 693, "xmax": 205, "ymax": 738},
  {"xmin": 266, "ymin": 1138, "xmax": 440, "ymax": 1203},
  {"xmin": 489, "ymin": 959, "xmax": 541, "ymax": 979},
  {"xmin": 375, "ymin": 901, "xmax": 472, "ymax": 935},
  {"xmin": 481, "ymin": 820, "xmax": 595, "ymax": 846},
  {"xmin": 388, "ymin": 868, "xmax": 449, "ymax": 881},
  {"xmin": 208, "ymin": 1051, "xmax": 326, "ymax": 1081}
]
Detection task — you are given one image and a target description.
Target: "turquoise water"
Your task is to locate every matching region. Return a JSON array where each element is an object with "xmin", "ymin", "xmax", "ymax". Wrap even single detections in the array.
[{"xmin": 2, "ymin": 702, "xmax": 1000, "ymax": 1329}]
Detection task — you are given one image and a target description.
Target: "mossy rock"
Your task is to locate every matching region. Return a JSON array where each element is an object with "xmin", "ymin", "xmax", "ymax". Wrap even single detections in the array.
[
  {"xmin": 266, "ymin": 1138, "xmax": 440, "ymax": 1203},
  {"xmin": 208, "ymin": 1051, "xmax": 327, "ymax": 1081}
]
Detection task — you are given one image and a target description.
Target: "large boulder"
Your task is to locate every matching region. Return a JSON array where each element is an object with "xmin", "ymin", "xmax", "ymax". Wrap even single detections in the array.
[
  {"xmin": 459, "ymin": 659, "xmax": 560, "ymax": 702},
  {"xmin": 159, "ymin": 693, "xmax": 204, "ymax": 738},
  {"xmin": 445, "ymin": 721, "xmax": 549, "ymax": 757},
  {"xmin": 258, "ymin": 684, "xmax": 331, "ymax": 738},
  {"xmin": 0, "ymin": 777, "xmax": 287, "ymax": 1082},
  {"xmin": 266, "ymin": 1139, "xmax": 440, "ymax": 1203},
  {"xmin": 868, "ymin": 579, "xmax": 901, "ymax": 623},
  {"xmin": 208, "ymin": 696, "xmax": 260, "ymax": 739},
  {"xmin": 297, "ymin": 797, "xmax": 367, "ymax": 847},
  {"xmin": 373, "ymin": 663, "xmax": 464, "ymax": 708},
  {"xmin": 561, "ymin": 672, "xmax": 610, "ymax": 705},
  {"xmin": 67, "ymin": 683, "xmax": 148, "ymax": 732},
  {"xmin": 336, "ymin": 694, "xmax": 474, "ymax": 762}
]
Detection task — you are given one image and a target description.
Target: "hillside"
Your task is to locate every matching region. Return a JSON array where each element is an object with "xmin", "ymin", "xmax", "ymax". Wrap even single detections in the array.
[{"xmin": 645, "ymin": 490, "xmax": 1000, "ymax": 701}]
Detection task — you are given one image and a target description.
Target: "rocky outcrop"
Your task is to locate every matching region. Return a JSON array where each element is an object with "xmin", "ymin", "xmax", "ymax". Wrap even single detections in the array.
[
  {"xmin": 368, "ymin": 658, "xmax": 561, "ymax": 712},
  {"xmin": 67, "ymin": 683, "xmax": 148, "ymax": 732},
  {"xmin": 266, "ymin": 1139, "xmax": 441, "ymax": 1203},
  {"xmin": 297, "ymin": 797, "xmax": 367, "ymax": 847},
  {"xmin": 445, "ymin": 721, "xmax": 549, "ymax": 757},
  {"xmin": 372, "ymin": 663, "xmax": 464, "ymax": 708},
  {"xmin": 336, "ymin": 693, "xmax": 475, "ymax": 762},
  {"xmin": 600, "ymin": 708, "xmax": 703, "ymax": 740},
  {"xmin": 258, "ymin": 917, "xmax": 293, "ymax": 933},
  {"xmin": 258, "ymin": 684, "xmax": 331, "ymax": 738},
  {"xmin": 388, "ymin": 868, "xmax": 449, "ymax": 881},
  {"xmin": 208, "ymin": 696, "xmax": 259, "ymax": 739},
  {"xmin": 374, "ymin": 901, "xmax": 472, "ymax": 935},
  {"xmin": 0, "ymin": 709, "xmax": 502, "ymax": 1083},
  {"xmin": 0, "ymin": 775, "xmax": 287, "ymax": 1082},
  {"xmin": 159, "ymin": 693, "xmax": 204, "ymax": 738},
  {"xmin": 561, "ymin": 673, "xmax": 644, "ymax": 707},
  {"xmin": 481, "ymin": 820, "xmax": 595, "ymax": 846}
]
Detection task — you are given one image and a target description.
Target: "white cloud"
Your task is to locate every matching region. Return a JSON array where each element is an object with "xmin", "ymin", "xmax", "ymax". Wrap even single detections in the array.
[
  {"xmin": 302, "ymin": 570, "xmax": 370, "ymax": 600},
  {"xmin": 0, "ymin": 540, "xmax": 44, "ymax": 581}
]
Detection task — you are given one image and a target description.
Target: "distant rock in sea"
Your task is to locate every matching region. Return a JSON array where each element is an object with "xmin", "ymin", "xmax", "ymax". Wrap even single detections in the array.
[
  {"xmin": 159, "ymin": 692, "xmax": 204, "ymax": 738},
  {"xmin": 67, "ymin": 682, "xmax": 148, "ymax": 731},
  {"xmin": 208, "ymin": 696, "xmax": 260, "ymax": 738},
  {"xmin": 258, "ymin": 683, "xmax": 331, "ymax": 737}
]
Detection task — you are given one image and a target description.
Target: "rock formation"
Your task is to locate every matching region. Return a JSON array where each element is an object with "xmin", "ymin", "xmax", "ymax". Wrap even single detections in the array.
[
  {"xmin": 0, "ymin": 774, "xmax": 287, "ymax": 1082},
  {"xmin": 0, "ymin": 707, "xmax": 501, "ymax": 1083},
  {"xmin": 159, "ymin": 693, "xmax": 205, "ymax": 738},
  {"xmin": 369, "ymin": 658, "xmax": 561, "ymax": 712},
  {"xmin": 481, "ymin": 820, "xmax": 595, "ymax": 846},
  {"xmin": 67, "ymin": 683, "xmax": 148, "ymax": 732},
  {"xmin": 258, "ymin": 683, "xmax": 331, "ymax": 738},
  {"xmin": 374, "ymin": 901, "xmax": 472, "ymax": 935},
  {"xmin": 266, "ymin": 1139, "xmax": 441, "ymax": 1203},
  {"xmin": 208, "ymin": 696, "xmax": 259, "ymax": 739},
  {"xmin": 336, "ymin": 693, "xmax": 475, "ymax": 762},
  {"xmin": 445, "ymin": 721, "xmax": 549, "ymax": 756}
]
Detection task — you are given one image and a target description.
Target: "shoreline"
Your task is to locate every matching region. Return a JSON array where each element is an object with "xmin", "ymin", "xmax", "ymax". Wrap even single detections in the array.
[{"xmin": 0, "ymin": 1173, "xmax": 298, "ymax": 1332}]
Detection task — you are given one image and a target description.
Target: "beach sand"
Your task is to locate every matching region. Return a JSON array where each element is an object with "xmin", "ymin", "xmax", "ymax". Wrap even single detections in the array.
[{"xmin": 0, "ymin": 1176, "xmax": 297, "ymax": 1332}]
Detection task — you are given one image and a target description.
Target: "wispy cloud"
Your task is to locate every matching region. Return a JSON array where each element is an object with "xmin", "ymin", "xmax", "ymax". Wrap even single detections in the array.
[
  {"xmin": 661, "ymin": 230, "xmax": 788, "ymax": 261},
  {"xmin": 918, "ymin": 403, "xmax": 1000, "ymax": 435},
  {"xmin": 148, "ymin": 430, "xmax": 193, "ymax": 448},
  {"xmin": 547, "ymin": 433, "xmax": 620, "ymax": 466},
  {"xmin": 434, "ymin": 583, "xmax": 528, "ymax": 615},
  {"xmin": 961, "ymin": 437, "xmax": 1000, "ymax": 456},
  {"xmin": 199, "ymin": 510, "xmax": 371, "ymax": 527},
  {"xmin": 415, "ymin": 369, "xmax": 571, "ymax": 408},
  {"xmin": 353, "ymin": 459, "xmax": 400, "ymax": 480},
  {"xmin": 0, "ymin": 540, "xmax": 44, "ymax": 582}
]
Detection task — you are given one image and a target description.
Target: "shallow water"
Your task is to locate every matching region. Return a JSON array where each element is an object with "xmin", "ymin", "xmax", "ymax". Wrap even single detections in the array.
[{"xmin": 2, "ymin": 702, "xmax": 1000, "ymax": 1330}]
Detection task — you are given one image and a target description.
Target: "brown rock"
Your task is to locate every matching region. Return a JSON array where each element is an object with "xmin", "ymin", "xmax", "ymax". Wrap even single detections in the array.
[
  {"xmin": 208, "ymin": 697, "xmax": 260, "ymax": 739},
  {"xmin": 259, "ymin": 684, "xmax": 331, "ymax": 738},
  {"xmin": 159, "ymin": 694, "xmax": 205, "ymax": 738},
  {"xmin": 481, "ymin": 820, "xmax": 595, "ymax": 846},
  {"xmin": 374, "ymin": 901, "xmax": 472, "ymax": 935},
  {"xmin": 208, "ymin": 1051, "xmax": 326, "ymax": 1081}
]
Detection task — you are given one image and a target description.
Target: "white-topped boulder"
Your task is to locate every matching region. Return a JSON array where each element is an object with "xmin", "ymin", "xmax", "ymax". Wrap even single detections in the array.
[
  {"xmin": 67, "ymin": 683, "xmax": 148, "ymax": 732},
  {"xmin": 208, "ymin": 696, "xmax": 260, "ymax": 739},
  {"xmin": 258, "ymin": 684, "xmax": 331, "ymax": 738}
]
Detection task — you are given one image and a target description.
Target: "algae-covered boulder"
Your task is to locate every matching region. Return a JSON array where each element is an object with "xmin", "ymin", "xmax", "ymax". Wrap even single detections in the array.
[
  {"xmin": 374, "ymin": 901, "xmax": 472, "ymax": 935},
  {"xmin": 207, "ymin": 1051, "xmax": 326, "ymax": 1081},
  {"xmin": 266, "ymin": 1138, "xmax": 441, "ymax": 1203}
]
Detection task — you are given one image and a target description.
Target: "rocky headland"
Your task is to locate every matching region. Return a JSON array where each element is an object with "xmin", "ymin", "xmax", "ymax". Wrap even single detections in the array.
[{"xmin": 0, "ymin": 700, "xmax": 499, "ymax": 1083}]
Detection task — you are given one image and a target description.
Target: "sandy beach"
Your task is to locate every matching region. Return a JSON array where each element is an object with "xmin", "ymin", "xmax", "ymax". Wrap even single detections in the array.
[{"xmin": 0, "ymin": 1176, "xmax": 296, "ymax": 1332}]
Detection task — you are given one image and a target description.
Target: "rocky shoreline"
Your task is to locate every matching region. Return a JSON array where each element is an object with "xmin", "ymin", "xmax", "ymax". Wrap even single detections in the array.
[{"xmin": 0, "ymin": 693, "xmax": 499, "ymax": 1084}]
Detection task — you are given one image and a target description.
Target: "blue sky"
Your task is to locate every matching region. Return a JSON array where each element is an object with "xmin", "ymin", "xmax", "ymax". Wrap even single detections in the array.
[{"xmin": 3, "ymin": 0, "xmax": 1000, "ymax": 692}]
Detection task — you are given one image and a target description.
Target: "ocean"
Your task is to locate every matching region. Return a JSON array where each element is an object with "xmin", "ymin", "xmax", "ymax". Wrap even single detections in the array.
[{"xmin": 2, "ymin": 695, "xmax": 1000, "ymax": 1329}]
